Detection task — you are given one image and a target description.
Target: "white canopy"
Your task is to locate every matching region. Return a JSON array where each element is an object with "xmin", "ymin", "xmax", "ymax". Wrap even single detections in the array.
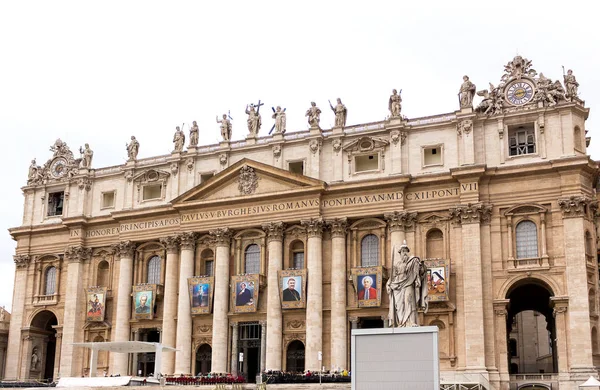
[
  {"xmin": 580, "ymin": 376, "xmax": 600, "ymax": 387},
  {"xmin": 73, "ymin": 341, "xmax": 176, "ymax": 379}
]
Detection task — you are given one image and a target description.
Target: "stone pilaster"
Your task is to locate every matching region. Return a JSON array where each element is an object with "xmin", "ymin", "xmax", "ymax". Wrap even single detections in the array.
[
  {"xmin": 449, "ymin": 203, "xmax": 492, "ymax": 372},
  {"xmin": 230, "ymin": 322, "xmax": 239, "ymax": 376},
  {"xmin": 210, "ymin": 228, "xmax": 232, "ymax": 374},
  {"xmin": 4, "ymin": 255, "xmax": 30, "ymax": 380},
  {"xmin": 327, "ymin": 218, "xmax": 348, "ymax": 371},
  {"xmin": 159, "ymin": 235, "xmax": 180, "ymax": 374},
  {"xmin": 301, "ymin": 218, "xmax": 324, "ymax": 371},
  {"xmin": 558, "ymin": 196, "xmax": 595, "ymax": 372},
  {"xmin": 550, "ymin": 297, "xmax": 569, "ymax": 375},
  {"xmin": 262, "ymin": 222, "xmax": 284, "ymax": 371},
  {"xmin": 112, "ymin": 241, "xmax": 136, "ymax": 375},
  {"xmin": 175, "ymin": 232, "xmax": 197, "ymax": 374},
  {"xmin": 259, "ymin": 320, "xmax": 267, "ymax": 373},
  {"xmin": 60, "ymin": 246, "xmax": 91, "ymax": 377},
  {"xmin": 493, "ymin": 300, "xmax": 510, "ymax": 390}
]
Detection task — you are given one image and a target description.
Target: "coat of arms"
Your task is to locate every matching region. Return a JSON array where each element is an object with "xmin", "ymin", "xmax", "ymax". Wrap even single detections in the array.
[{"xmin": 238, "ymin": 166, "xmax": 258, "ymax": 195}]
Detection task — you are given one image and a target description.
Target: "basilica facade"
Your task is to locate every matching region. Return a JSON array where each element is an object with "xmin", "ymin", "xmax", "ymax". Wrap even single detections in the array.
[{"xmin": 6, "ymin": 56, "xmax": 599, "ymax": 389}]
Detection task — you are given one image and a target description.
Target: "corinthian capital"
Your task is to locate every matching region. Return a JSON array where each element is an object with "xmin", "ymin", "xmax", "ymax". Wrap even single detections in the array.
[
  {"xmin": 114, "ymin": 241, "xmax": 136, "ymax": 258},
  {"xmin": 384, "ymin": 211, "xmax": 418, "ymax": 232},
  {"xmin": 159, "ymin": 235, "xmax": 180, "ymax": 254},
  {"xmin": 327, "ymin": 218, "xmax": 348, "ymax": 238},
  {"xmin": 179, "ymin": 232, "xmax": 198, "ymax": 251},
  {"xmin": 209, "ymin": 228, "xmax": 232, "ymax": 247},
  {"xmin": 558, "ymin": 196, "xmax": 591, "ymax": 219},
  {"xmin": 449, "ymin": 202, "xmax": 493, "ymax": 225},
  {"xmin": 262, "ymin": 222, "xmax": 285, "ymax": 242},
  {"xmin": 13, "ymin": 254, "xmax": 31, "ymax": 269},
  {"xmin": 301, "ymin": 218, "xmax": 324, "ymax": 237},
  {"xmin": 64, "ymin": 245, "xmax": 92, "ymax": 263}
]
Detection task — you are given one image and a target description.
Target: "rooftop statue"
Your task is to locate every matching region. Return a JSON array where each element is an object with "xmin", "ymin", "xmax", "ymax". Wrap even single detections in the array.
[
  {"xmin": 458, "ymin": 76, "xmax": 476, "ymax": 109},
  {"xmin": 387, "ymin": 241, "xmax": 428, "ymax": 327},
  {"xmin": 271, "ymin": 106, "xmax": 286, "ymax": 134},
  {"xmin": 79, "ymin": 143, "xmax": 94, "ymax": 168},
  {"xmin": 217, "ymin": 114, "xmax": 232, "ymax": 142},
  {"xmin": 245, "ymin": 103, "xmax": 262, "ymax": 137},
  {"xmin": 305, "ymin": 102, "xmax": 321, "ymax": 128},
  {"xmin": 476, "ymin": 83, "xmax": 505, "ymax": 116},
  {"xmin": 126, "ymin": 136, "xmax": 139, "ymax": 161},
  {"xmin": 388, "ymin": 89, "xmax": 402, "ymax": 117},
  {"xmin": 329, "ymin": 98, "xmax": 347, "ymax": 127},
  {"xmin": 28, "ymin": 159, "xmax": 44, "ymax": 185},
  {"xmin": 189, "ymin": 121, "xmax": 199, "ymax": 147},
  {"xmin": 563, "ymin": 68, "xmax": 579, "ymax": 101},
  {"xmin": 173, "ymin": 126, "xmax": 185, "ymax": 153}
]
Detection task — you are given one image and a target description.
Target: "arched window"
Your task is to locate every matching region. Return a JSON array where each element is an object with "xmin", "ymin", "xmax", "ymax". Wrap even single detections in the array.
[
  {"xmin": 585, "ymin": 231, "xmax": 594, "ymax": 256},
  {"xmin": 147, "ymin": 256, "xmax": 161, "ymax": 284},
  {"xmin": 45, "ymin": 266, "xmax": 57, "ymax": 295},
  {"xmin": 574, "ymin": 126, "xmax": 583, "ymax": 151},
  {"xmin": 509, "ymin": 338, "xmax": 518, "ymax": 357},
  {"xmin": 286, "ymin": 340, "xmax": 305, "ymax": 373},
  {"xmin": 201, "ymin": 249, "xmax": 215, "ymax": 276},
  {"xmin": 361, "ymin": 234, "xmax": 379, "ymax": 267},
  {"xmin": 244, "ymin": 244, "xmax": 260, "ymax": 274},
  {"xmin": 516, "ymin": 220, "xmax": 538, "ymax": 259},
  {"xmin": 426, "ymin": 229, "xmax": 444, "ymax": 259},
  {"xmin": 589, "ymin": 288, "xmax": 596, "ymax": 315},
  {"xmin": 290, "ymin": 240, "xmax": 305, "ymax": 269},
  {"xmin": 97, "ymin": 260, "xmax": 110, "ymax": 287}
]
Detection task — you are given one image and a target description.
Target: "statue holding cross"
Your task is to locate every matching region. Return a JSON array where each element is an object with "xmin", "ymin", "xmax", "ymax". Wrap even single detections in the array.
[{"xmin": 245, "ymin": 100, "xmax": 263, "ymax": 137}]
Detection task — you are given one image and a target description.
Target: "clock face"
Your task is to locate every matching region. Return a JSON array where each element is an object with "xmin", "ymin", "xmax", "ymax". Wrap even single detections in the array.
[
  {"xmin": 506, "ymin": 80, "xmax": 535, "ymax": 106},
  {"xmin": 50, "ymin": 158, "xmax": 67, "ymax": 178}
]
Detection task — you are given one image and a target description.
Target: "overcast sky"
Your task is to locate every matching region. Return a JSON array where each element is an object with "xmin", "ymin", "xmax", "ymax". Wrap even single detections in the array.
[{"xmin": 0, "ymin": 0, "xmax": 598, "ymax": 311}]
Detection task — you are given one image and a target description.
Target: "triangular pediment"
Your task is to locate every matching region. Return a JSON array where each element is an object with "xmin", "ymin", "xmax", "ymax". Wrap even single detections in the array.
[{"xmin": 172, "ymin": 158, "xmax": 326, "ymax": 205}]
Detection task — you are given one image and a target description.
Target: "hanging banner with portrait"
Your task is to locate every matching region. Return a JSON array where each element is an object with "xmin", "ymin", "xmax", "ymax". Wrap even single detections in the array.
[
  {"xmin": 231, "ymin": 274, "xmax": 260, "ymax": 313},
  {"xmin": 133, "ymin": 284, "xmax": 156, "ymax": 320},
  {"xmin": 188, "ymin": 276, "xmax": 214, "ymax": 315},
  {"xmin": 423, "ymin": 259, "xmax": 449, "ymax": 302},
  {"xmin": 86, "ymin": 286, "xmax": 107, "ymax": 322},
  {"xmin": 278, "ymin": 269, "xmax": 307, "ymax": 309},
  {"xmin": 351, "ymin": 266, "xmax": 383, "ymax": 308}
]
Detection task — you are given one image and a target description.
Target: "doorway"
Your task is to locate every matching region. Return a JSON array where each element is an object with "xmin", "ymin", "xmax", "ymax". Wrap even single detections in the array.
[
  {"xmin": 238, "ymin": 322, "xmax": 261, "ymax": 383},
  {"xmin": 195, "ymin": 344, "xmax": 212, "ymax": 375},
  {"xmin": 29, "ymin": 310, "xmax": 58, "ymax": 381},
  {"xmin": 137, "ymin": 329, "xmax": 160, "ymax": 376},
  {"xmin": 359, "ymin": 317, "xmax": 383, "ymax": 329},
  {"xmin": 286, "ymin": 340, "xmax": 305, "ymax": 373}
]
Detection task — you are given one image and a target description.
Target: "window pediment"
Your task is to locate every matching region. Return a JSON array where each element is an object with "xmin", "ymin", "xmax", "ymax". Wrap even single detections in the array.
[
  {"xmin": 343, "ymin": 136, "xmax": 389, "ymax": 154},
  {"xmin": 504, "ymin": 203, "xmax": 547, "ymax": 216},
  {"xmin": 133, "ymin": 169, "xmax": 170, "ymax": 184}
]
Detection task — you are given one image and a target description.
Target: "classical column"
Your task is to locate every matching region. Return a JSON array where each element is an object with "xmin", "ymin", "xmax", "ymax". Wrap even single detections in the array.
[
  {"xmin": 131, "ymin": 330, "xmax": 140, "ymax": 375},
  {"xmin": 230, "ymin": 323, "xmax": 239, "ymax": 376},
  {"xmin": 493, "ymin": 300, "xmax": 510, "ymax": 390},
  {"xmin": 301, "ymin": 218, "xmax": 324, "ymax": 372},
  {"xmin": 558, "ymin": 197, "xmax": 595, "ymax": 371},
  {"xmin": 175, "ymin": 232, "xmax": 197, "ymax": 374},
  {"xmin": 327, "ymin": 218, "xmax": 347, "ymax": 371},
  {"xmin": 262, "ymin": 222, "xmax": 284, "ymax": 371},
  {"xmin": 113, "ymin": 241, "xmax": 136, "ymax": 375},
  {"xmin": 159, "ymin": 235, "xmax": 180, "ymax": 374},
  {"xmin": 5, "ymin": 255, "xmax": 30, "ymax": 380},
  {"xmin": 449, "ymin": 203, "xmax": 492, "ymax": 372},
  {"xmin": 60, "ymin": 246, "xmax": 91, "ymax": 377},
  {"xmin": 550, "ymin": 297, "xmax": 569, "ymax": 374},
  {"xmin": 259, "ymin": 320, "xmax": 267, "ymax": 373},
  {"xmin": 210, "ymin": 228, "xmax": 232, "ymax": 374},
  {"xmin": 349, "ymin": 316, "xmax": 358, "ymax": 330},
  {"xmin": 384, "ymin": 211, "xmax": 416, "ymax": 268}
]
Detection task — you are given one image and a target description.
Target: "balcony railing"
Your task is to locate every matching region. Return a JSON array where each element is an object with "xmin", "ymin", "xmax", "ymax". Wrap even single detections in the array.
[{"xmin": 33, "ymin": 294, "xmax": 58, "ymax": 306}]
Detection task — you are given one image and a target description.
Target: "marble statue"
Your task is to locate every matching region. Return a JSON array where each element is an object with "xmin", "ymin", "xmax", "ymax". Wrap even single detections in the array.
[
  {"xmin": 459, "ymin": 76, "xmax": 476, "ymax": 108},
  {"xmin": 534, "ymin": 74, "xmax": 566, "ymax": 107},
  {"xmin": 173, "ymin": 126, "xmax": 185, "ymax": 153},
  {"xmin": 28, "ymin": 159, "xmax": 43, "ymax": 184},
  {"xmin": 189, "ymin": 121, "xmax": 199, "ymax": 147},
  {"xmin": 0, "ymin": 306, "xmax": 5, "ymax": 321},
  {"xmin": 79, "ymin": 143, "xmax": 93, "ymax": 168},
  {"xmin": 329, "ymin": 98, "xmax": 347, "ymax": 127},
  {"xmin": 271, "ymin": 106, "xmax": 286, "ymax": 134},
  {"xmin": 386, "ymin": 241, "xmax": 428, "ymax": 327},
  {"xmin": 476, "ymin": 83, "xmax": 505, "ymax": 116},
  {"xmin": 245, "ymin": 104, "xmax": 262, "ymax": 137},
  {"xmin": 217, "ymin": 114, "xmax": 232, "ymax": 142},
  {"xmin": 126, "ymin": 136, "xmax": 139, "ymax": 161},
  {"xmin": 388, "ymin": 89, "xmax": 402, "ymax": 117},
  {"xmin": 305, "ymin": 102, "xmax": 321, "ymax": 128},
  {"xmin": 563, "ymin": 69, "xmax": 579, "ymax": 100},
  {"xmin": 31, "ymin": 347, "xmax": 39, "ymax": 370}
]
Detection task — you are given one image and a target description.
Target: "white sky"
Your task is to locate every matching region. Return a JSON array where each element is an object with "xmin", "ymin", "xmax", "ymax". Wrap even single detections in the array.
[{"xmin": 0, "ymin": 0, "xmax": 598, "ymax": 311}]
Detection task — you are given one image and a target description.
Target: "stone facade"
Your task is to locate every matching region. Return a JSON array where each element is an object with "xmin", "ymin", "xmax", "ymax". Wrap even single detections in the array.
[{"xmin": 6, "ymin": 57, "xmax": 599, "ymax": 389}]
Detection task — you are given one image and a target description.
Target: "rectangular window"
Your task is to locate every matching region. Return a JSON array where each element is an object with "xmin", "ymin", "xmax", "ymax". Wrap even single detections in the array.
[
  {"xmin": 200, "ymin": 172, "xmax": 215, "ymax": 183},
  {"xmin": 423, "ymin": 146, "xmax": 443, "ymax": 166},
  {"xmin": 508, "ymin": 124, "xmax": 536, "ymax": 156},
  {"xmin": 355, "ymin": 154, "xmax": 379, "ymax": 173},
  {"xmin": 289, "ymin": 161, "xmax": 304, "ymax": 175},
  {"xmin": 292, "ymin": 252, "xmax": 305, "ymax": 269},
  {"xmin": 101, "ymin": 191, "xmax": 115, "ymax": 209},
  {"xmin": 205, "ymin": 260, "xmax": 214, "ymax": 276},
  {"xmin": 143, "ymin": 184, "xmax": 162, "ymax": 201},
  {"xmin": 47, "ymin": 192, "xmax": 64, "ymax": 216}
]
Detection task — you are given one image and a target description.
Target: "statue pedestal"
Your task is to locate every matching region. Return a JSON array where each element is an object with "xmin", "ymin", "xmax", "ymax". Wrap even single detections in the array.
[
  {"xmin": 309, "ymin": 127, "xmax": 322, "ymax": 136},
  {"xmin": 351, "ymin": 326, "xmax": 439, "ymax": 390},
  {"xmin": 387, "ymin": 117, "xmax": 403, "ymax": 126},
  {"xmin": 245, "ymin": 136, "xmax": 257, "ymax": 145},
  {"xmin": 271, "ymin": 133, "xmax": 284, "ymax": 142},
  {"xmin": 219, "ymin": 141, "xmax": 231, "ymax": 149},
  {"xmin": 331, "ymin": 126, "xmax": 344, "ymax": 135},
  {"xmin": 459, "ymin": 107, "xmax": 473, "ymax": 114}
]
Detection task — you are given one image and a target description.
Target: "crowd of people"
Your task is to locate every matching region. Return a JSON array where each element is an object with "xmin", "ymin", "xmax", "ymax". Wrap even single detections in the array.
[
  {"xmin": 262, "ymin": 370, "xmax": 351, "ymax": 384},
  {"xmin": 164, "ymin": 373, "xmax": 245, "ymax": 385}
]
